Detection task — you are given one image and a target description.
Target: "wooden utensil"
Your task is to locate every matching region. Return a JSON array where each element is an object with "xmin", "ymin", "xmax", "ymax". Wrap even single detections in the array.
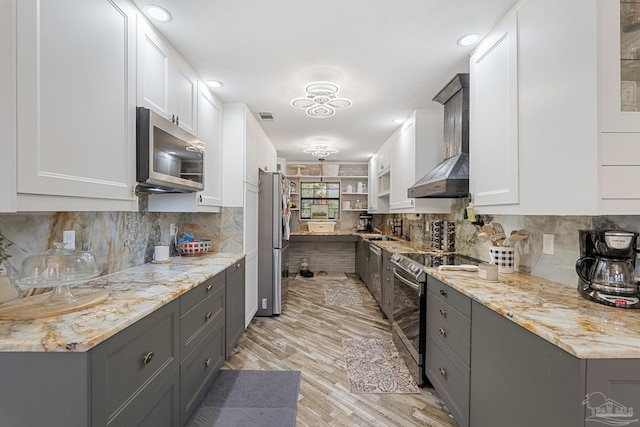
[
  {"xmin": 490, "ymin": 222, "xmax": 506, "ymax": 246},
  {"xmin": 506, "ymin": 230, "xmax": 529, "ymax": 247},
  {"xmin": 478, "ymin": 232, "xmax": 492, "ymax": 242}
]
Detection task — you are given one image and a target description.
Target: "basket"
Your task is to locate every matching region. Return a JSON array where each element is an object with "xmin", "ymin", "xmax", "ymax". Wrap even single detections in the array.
[{"xmin": 179, "ymin": 239, "xmax": 212, "ymax": 256}]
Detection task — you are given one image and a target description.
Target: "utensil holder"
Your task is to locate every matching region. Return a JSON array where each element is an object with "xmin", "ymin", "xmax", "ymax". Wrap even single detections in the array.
[{"xmin": 489, "ymin": 246, "xmax": 515, "ymax": 274}]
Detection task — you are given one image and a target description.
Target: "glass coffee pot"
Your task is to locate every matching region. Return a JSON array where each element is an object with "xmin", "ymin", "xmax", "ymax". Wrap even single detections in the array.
[{"xmin": 577, "ymin": 256, "xmax": 637, "ymax": 295}]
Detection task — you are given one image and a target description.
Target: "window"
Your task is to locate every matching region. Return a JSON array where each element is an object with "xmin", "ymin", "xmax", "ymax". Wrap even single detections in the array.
[{"xmin": 300, "ymin": 182, "xmax": 340, "ymax": 220}]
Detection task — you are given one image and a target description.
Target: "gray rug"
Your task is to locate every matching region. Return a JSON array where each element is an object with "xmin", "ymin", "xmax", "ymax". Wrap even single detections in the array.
[
  {"xmin": 342, "ymin": 338, "xmax": 419, "ymax": 394},
  {"xmin": 185, "ymin": 370, "xmax": 301, "ymax": 427},
  {"xmin": 324, "ymin": 283, "xmax": 377, "ymax": 306}
]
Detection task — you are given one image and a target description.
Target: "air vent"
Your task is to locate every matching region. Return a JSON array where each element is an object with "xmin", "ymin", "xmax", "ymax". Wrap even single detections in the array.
[{"xmin": 258, "ymin": 112, "xmax": 275, "ymax": 121}]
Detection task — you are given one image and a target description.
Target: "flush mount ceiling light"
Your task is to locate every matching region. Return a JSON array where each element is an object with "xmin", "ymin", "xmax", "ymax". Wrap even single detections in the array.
[
  {"xmin": 303, "ymin": 144, "xmax": 339, "ymax": 158},
  {"xmin": 457, "ymin": 33, "xmax": 479, "ymax": 47},
  {"xmin": 291, "ymin": 81, "xmax": 352, "ymax": 119},
  {"xmin": 146, "ymin": 5, "xmax": 172, "ymax": 22}
]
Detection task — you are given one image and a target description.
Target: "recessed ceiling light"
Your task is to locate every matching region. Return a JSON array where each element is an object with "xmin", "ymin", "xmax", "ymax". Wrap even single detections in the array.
[
  {"xmin": 206, "ymin": 80, "xmax": 223, "ymax": 88},
  {"xmin": 457, "ymin": 34, "xmax": 479, "ymax": 47},
  {"xmin": 146, "ymin": 5, "xmax": 172, "ymax": 22}
]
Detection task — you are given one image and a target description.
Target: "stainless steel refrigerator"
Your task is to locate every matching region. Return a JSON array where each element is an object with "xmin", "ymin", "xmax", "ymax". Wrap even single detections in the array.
[{"xmin": 256, "ymin": 171, "xmax": 290, "ymax": 316}]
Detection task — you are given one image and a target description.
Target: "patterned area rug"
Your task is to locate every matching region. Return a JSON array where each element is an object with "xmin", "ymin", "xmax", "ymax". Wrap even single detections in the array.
[
  {"xmin": 294, "ymin": 271, "xmax": 348, "ymax": 281},
  {"xmin": 342, "ymin": 338, "xmax": 419, "ymax": 394},
  {"xmin": 185, "ymin": 370, "xmax": 300, "ymax": 427},
  {"xmin": 324, "ymin": 283, "xmax": 377, "ymax": 306}
]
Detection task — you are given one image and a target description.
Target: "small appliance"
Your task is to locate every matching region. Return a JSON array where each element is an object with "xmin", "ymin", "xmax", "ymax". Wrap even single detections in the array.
[
  {"xmin": 136, "ymin": 107, "xmax": 205, "ymax": 193},
  {"xmin": 356, "ymin": 213, "xmax": 373, "ymax": 232},
  {"xmin": 576, "ymin": 230, "xmax": 640, "ymax": 308}
]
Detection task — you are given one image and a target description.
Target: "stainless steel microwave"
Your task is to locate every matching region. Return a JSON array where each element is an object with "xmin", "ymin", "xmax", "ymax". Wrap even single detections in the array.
[{"xmin": 136, "ymin": 107, "xmax": 205, "ymax": 193}]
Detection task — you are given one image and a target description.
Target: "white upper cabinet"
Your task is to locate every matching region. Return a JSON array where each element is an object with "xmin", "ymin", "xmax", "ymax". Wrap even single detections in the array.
[
  {"xmin": 388, "ymin": 110, "xmax": 450, "ymax": 214},
  {"xmin": 470, "ymin": 0, "xmax": 640, "ymax": 215},
  {"xmin": 222, "ymin": 103, "xmax": 270, "ymax": 206},
  {"xmin": 147, "ymin": 81, "xmax": 222, "ymax": 213},
  {"xmin": 469, "ymin": 11, "xmax": 519, "ymax": 208},
  {"xmin": 258, "ymin": 135, "xmax": 278, "ymax": 173},
  {"xmin": 0, "ymin": 0, "xmax": 16, "ymax": 212},
  {"xmin": 137, "ymin": 16, "xmax": 198, "ymax": 136},
  {"xmin": 367, "ymin": 153, "xmax": 378, "ymax": 212},
  {"xmin": 14, "ymin": 0, "xmax": 138, "ymax": 211}
]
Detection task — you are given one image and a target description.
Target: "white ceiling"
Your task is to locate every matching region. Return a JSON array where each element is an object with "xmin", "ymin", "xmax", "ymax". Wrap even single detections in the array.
[{"xmin": 131, "ymin": 0, "xmax": 518, "ymax": 162}]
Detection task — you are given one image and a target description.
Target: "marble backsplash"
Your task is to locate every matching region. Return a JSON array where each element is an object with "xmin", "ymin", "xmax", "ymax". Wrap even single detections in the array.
[
  {"xmin": 0, "ymin": 208, "xmax": 244, "ymax": 287},
  {"xmin": 372, "ymin": 200, "xmax": 640, "ymax": 288},
  {"xmin": 2, "ymin": 198, "xmax": 640, "ymax": 293}
]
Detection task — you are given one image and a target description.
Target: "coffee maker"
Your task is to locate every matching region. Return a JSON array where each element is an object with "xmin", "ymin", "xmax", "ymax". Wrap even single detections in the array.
[
  {"xmin": 357, "ymin": 213, "xmax": 373, "ymax": 233},
  {"xmin": 576, "ymin": 230, "xmax": 640, "ymax": 308}
]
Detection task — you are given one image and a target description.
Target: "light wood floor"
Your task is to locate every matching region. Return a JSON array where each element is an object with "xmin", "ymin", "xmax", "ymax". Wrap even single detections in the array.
[{"xmin": 223, "ymin": 274, "xmax": 457, "ymax": 426}]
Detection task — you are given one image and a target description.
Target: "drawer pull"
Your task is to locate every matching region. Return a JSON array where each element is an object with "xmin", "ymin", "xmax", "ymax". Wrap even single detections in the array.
[
  {"xmin": 439, "ymin": 308, "xmax": 446, "ymax": 317},
  {"xmin": 439, "ymin": 289, "xmax": 447, "ymax": 297},
  {"xmin": 204, "ymin": 357, "xmax": 212, "ymax": 367},
  {"xmin": 439, "ymin": 328, "xmax": 446, "ymax": 337},
  {"xmin": 205, "ymin": 312, "xmax": 212, "ymax": 320},
  {"xmin": 439, "ymin": 368, "xmax": 447, "ymax": 378},
  {"xmin": 206, "ymin": 284, "xmax": 213, "ymax": 292},
  {"xmin": 143, "ymin": 352, "xmax": 154, "ymax": 365}
]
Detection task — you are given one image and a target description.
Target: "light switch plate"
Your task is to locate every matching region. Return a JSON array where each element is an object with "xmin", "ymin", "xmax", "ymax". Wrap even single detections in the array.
[
  {"xmin": 63, "ymin": 230, "xmax": 75, "ymax": 250},
  {"xmin": 543, "ymin": 234, "xmax": 554, "ymax": 255}
]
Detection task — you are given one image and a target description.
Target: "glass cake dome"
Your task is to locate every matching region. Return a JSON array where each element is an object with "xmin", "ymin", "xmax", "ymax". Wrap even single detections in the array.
[{"xmin": 17, "ymin": 243, "xmax": 99, "ymax": 306}]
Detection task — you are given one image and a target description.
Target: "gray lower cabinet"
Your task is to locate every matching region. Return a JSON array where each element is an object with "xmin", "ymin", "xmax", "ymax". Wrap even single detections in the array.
[
  {"xmin": 91, "ymin": 298, "xmax": 181, "ymax": 427},
  {"xmin": 425, "ymin": 276, "xmax": 471, "ymax": 427},
  {"xmin": 469, "ymin": 301, "xmax": 640, "ymax": 427},
  {"xmin": 357, "ymin": 238, "xmax": 371, "ymax": 291},
  {"xmin": 381, "ymin": 249, "xmax": 393, "ymax": 320},
  {"xmin": 179, "ymin": 272, "xmax": 226, "ymax": 425},
  {"xmin": 0, "ymin": 261, "xmax": 247, "ymax": 427},
  {"xmin": 225, "ymin": 259, "xmax": 246, "ymax": 359}
]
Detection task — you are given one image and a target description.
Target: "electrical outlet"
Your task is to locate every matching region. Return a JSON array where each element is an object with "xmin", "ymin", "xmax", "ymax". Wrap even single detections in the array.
[
  {"xmin": 170, "ymin": 224, "xmax": 178, "ymax": 236},
  {"xmin": 63, "ymin": 230, "xmax": 75, "ymax": 250},
  {"xmin": 543, "ymin": 234, "xmax": 554, "ymax": 255},
  {"xmin": 262, "ymin": 298, "xmax": 268, "ymax": 309}
]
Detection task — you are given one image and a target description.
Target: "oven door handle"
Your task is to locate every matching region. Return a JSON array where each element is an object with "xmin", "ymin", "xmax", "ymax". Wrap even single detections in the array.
[{"xmin": 392, "ymin": 268, "xmax": 421, "ymax": 293}]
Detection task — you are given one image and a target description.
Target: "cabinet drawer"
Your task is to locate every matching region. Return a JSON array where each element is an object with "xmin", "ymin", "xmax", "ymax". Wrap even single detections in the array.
[
  {"xmin": 426, "ymin": 333, "xmax": 470, "ymax": 427},
  {"xmin": 180, "ymin": 315, "xmax": 225, "ymax": 425},
  {"xmin": 181, "ymin": 284, "xmax": 225, "ymax": 359},
  {"xmin": 181, "ymin": 272, "xmax": 225, "ymax": 315},
  {"xmin": 127, "ymin": 367, "xmax": 180, "ymax": 427},
  {"xmin": 91, "ymin": 299, "xmax": 179, "ymax": 426},
  {"xmin": 427, "ymin": 277, "xmax": 470, "ymax": 318},
  {"xmin": 427, "ymin": 296, "xmax": 471, "ymax": 365}
]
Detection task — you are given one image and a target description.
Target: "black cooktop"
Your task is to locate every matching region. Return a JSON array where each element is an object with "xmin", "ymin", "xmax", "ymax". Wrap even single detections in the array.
[{"xmin": 401, "ymin": 252, "xmax": 483, "ymax": 268}]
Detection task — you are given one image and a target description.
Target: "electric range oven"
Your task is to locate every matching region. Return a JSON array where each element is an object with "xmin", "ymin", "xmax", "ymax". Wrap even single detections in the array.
[{"xmin": 390, "ymin": 252, "xmax": 480, "ymax": 387}]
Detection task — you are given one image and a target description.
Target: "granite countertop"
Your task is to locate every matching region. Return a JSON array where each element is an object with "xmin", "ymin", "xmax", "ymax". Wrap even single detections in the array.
[
  {"xmin": 368, "ymin": 237, "xmax": 640, "ymax": 360},
  {"xmin": 0, "ymin": 252, "xmax": 245, "ymax": 353}
]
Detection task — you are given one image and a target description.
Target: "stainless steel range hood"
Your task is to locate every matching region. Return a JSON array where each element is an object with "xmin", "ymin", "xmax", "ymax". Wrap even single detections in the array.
[{"xmin": 408, "ymin": 73, "xmax": 469, "ymax": 198}]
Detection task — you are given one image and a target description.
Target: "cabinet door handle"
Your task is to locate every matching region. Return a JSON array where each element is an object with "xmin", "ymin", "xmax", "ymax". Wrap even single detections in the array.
[
  {"xmin": 439, "ymin": 368, "xmax": 447, "ymax": 378},
  {"xmin": 199, "ymin": 194, "xmax": 203, "ymax": 203},
  {"xmin": 439, "ymin": 328, "xmax": 446, "ymax": 337},
  {"xmin": 171, "ymin": 114, "xmax": 176, "ymax": 123},
  {"xmin": 204, "ymin": 357, "xmax": 212, "ymax": 367},
  {"xmin": 175, "ymin": 115, "xmax": 179, "ymax": 126},
  {"xmin": 143, "ymin": 352, "xmax": 154, "ymax": 365},
  {"xmin": 439, "ymin": 309, "xmax": 446, "ymax": 317},
  {"xmin": 439, "ymin": 289, "xmax": 447, "ymax": 297},
  {"xmin": 206, "ymin": 284, "xmax": 213, "ymax": 292},
  {"xmin": 205, "ymin": 312, "xmax": 212, "ymax": 320}
]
